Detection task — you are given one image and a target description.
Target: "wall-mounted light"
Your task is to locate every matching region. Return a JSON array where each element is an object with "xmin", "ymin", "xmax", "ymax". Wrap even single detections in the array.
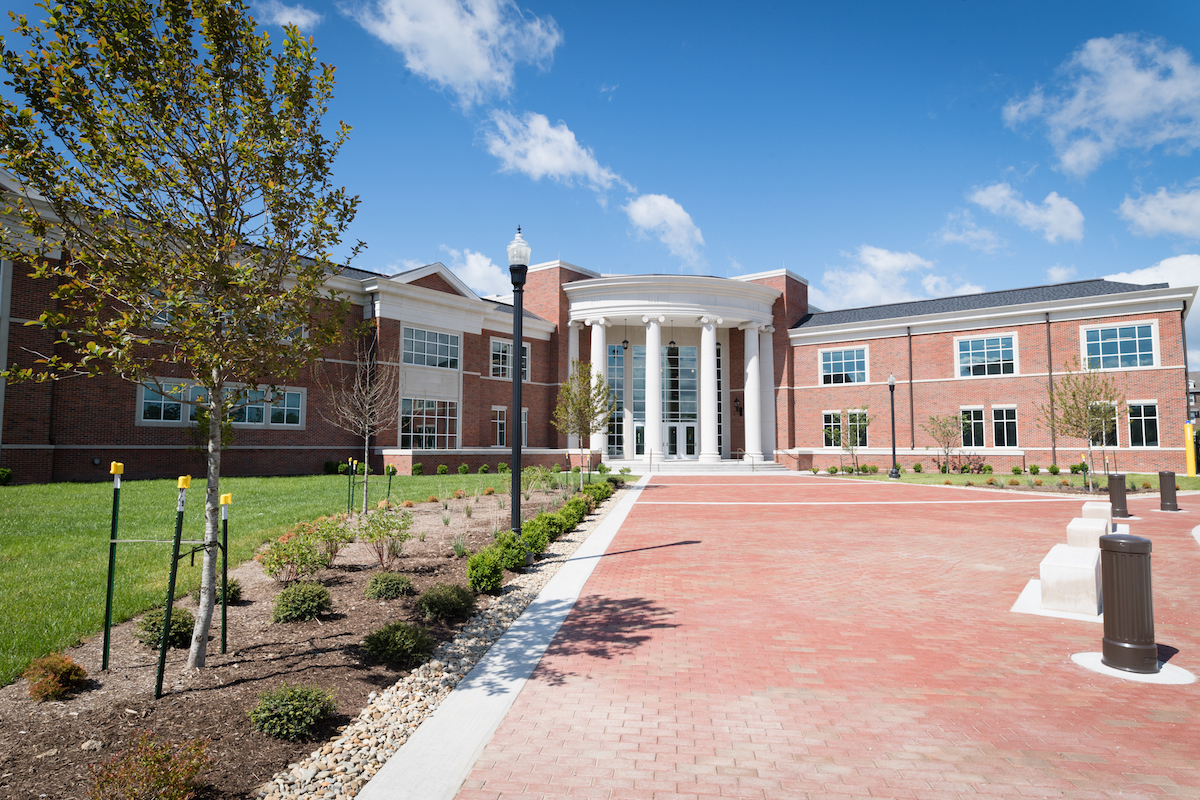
[{"xmin": 733, "ymin": 396, "xmax": 743, "ymax": 417}]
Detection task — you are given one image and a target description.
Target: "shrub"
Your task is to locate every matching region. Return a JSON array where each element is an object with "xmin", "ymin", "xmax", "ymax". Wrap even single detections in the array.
[
  {"xmin": 401, "ymin": 499, "xmax": 416, "ymax": 508},
  {"xmin": 1061, "ymin": 479, "xmax": 1072, "ymax": 486},
  {"xmin": 493, "ymin": 530, "xmax": 529, "ymax": 571},
  {"xmin": 362, "ymin": 621, "xmax": 436, "ymax": 668},
  {"xmin": 86, "ymin": 730, "xmax": 211, "ymax": 800},
  {"xmin": 258, "ymin": 529, "xmax": 330, "ymax": 583},
  {"xmin": 497, "ymin": 462, "xmax": 509, "ymax": 473},
  {"xmin": 442, "ymin": 514, "xmax": 450, "ymax": 526},
  {"xmin": 1048, "ymin": 464, "xmax": 1060, "ymax": 475},
  {"xmin": 1011, "ymin": 465, "xmax": 1023, "ymax": 474},
  {"xmin": 1008, "ymin": 478, "xmax": 1020, "ymax": 486},
  {"xmin": 982, "ymin": 464, "xmax": 993, "ymax": 474},
  {"xmin": 985, "ymin": 477, "xmax": 996, "ymax": 485},
  {"xmin": 415, "ymin": 583, "xmax": 475, "ymax": 622},
  {"xmin": 324, "ymin": 460, "xmax": 338, "ymax": 474},
  {"xmin": 249, "ymin": 683, "xmax": 336, "ymax": 741},
  {"xmin": 1034, "ymin": 478, "xmax": 1044, "ymax": 486},
  {"xmin": 0, "ymin": 467, "xmax": 10, "ymax": 485},
  {"xmin": 597, "ymin": 463, "xmax": 610, "ymax": 475},
  {"xmin": 192, "ymin": 577, "xmax": 242, "ymax": 606},
  {"xmin": 551, "ymin": 463, "xmax": 562, "ymax": 473},
  {"xmin": 1069, "ymin": 463, "xmax": 1080, "ymax": 474},
  {"xmin": 912, "ymin": 462, "xmax": 922, "ymax": 473},
  {"xmin": 337, "ymin": 462, "xmax": 349, "ymax": 475},
  {"xmin": 135, "ymin": 607, "xmax": 195, "ymax": 649},
  {"xmin": 1142, "ymin": 481, "xmax": 1152, "ymax": 489},
  {"xmin": 826, "ymin": 466, "xmax": 837, "ymax": 474},
  {"xmin": 521, "ymin": 520, "xmax": 551, "ymax": 554},
  {"xmin": 359, "ymin": 509, "xmax": 413, "ymax": 570},
  {"xmin": 478, "ymin": 464, "xmax": 490, "ymax": 474},
  {"xmin": 437, "ymin": 464, "xmax": 449, "ymax": 475},
  {"xmin": 619, "ymin": 466, "xmax": 631, "ymax": 474},
  {"xmin": 427, "ymin": 495, "xmax": 438, "ymax": 503},
  {"xmin": 412, "ymin": 462, "xmax": 423, "ymax": 476},
  {"xmin": 810, "ymin": 466, "xmax": 819, "ymax": 474},
  {"xmin": 943, "ymin": 479, "xmax": 952, "ymax": 485},
  {"xmin": 869, "ymin": 464, "xmax": 879, "ymax": 474},
  {"xmin": 965, "ymin": 480, "xmax": 974, "ymax": 486},
  {"xmin": 467, "ymin": 548, "xmax": 505, "ymax": 593},
  {"xmin": 607, "ymin": 475, "xmax": 622, "ymax": 488},
  {"xmin": 24, "ymin": 653, "xmax": 87, "ymax": 702},
  {"xmin": 458, "ymin": 463, "xmax": 470, "ymax": 475},
  {"xmin": 940, "ymin": 463, "xmax": 949, "ymax": 474},
  {"xmin": 484, "ymin": 486, "xmax": 495, "ymax": 495},
  {"xmin": 271, "ymin": 583, "xmax": 332, "ymax": 623},
  {"xmin": 1029, "ymin": 464, "xmax": 1040, "ymax": 475},
  {"xmin": 364, "ymin": 572, "xmax": 414, "ymax": 599},
  {"xmin": 311, "ymin": 517, "xmax": 353, "ymax": 567},
  {"xmin": 452, "ymin": 534, "xmax": 470, "ymax": 557},
  {"xmin": 571, "ymin": 465, "xmax": 580, "ymax": 474},
  {"xmin": 860, "ymin": 463, "xmax": 873, "ymax": 473}
]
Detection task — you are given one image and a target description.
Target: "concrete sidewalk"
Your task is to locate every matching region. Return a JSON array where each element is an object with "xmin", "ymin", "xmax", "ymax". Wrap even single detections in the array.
[{"xmin": 455, "ymin": 476, "xmax": 1200, "ymax": 800}]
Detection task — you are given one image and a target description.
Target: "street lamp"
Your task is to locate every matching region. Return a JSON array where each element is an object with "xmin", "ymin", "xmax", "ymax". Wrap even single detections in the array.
[
  {"xmin": 507, "ymin": 227, "xmax": 533, "ymax": 565},
  {"xmin": 888, "ymin": 373, "xmax": 900, "ymax": 479}
]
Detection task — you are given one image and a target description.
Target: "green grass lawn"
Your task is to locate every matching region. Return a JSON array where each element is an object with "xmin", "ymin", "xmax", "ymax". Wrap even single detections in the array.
[
  {"xmin": 818, "ymin": 470, "xmax": 1200, "ymax": 490},
  {"xmin": 0, "ymin": 471, "xmax": 518, "ymax": 686}
]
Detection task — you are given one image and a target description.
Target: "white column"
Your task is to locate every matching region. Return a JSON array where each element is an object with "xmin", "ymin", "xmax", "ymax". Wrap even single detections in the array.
[
  {"xmin": 588, "ymin": 318, "xmax": 608, "ymax": 454},
  {"xmin": 644, "ymin": 315, "xmax": 663, "ymax": 461},
  {"xmin": 760, "ymin": 326, "xmax": 776, "ymax": 462},
  {"xmin": 742, "ymin": 323, "xmax": 762, "ymax": 462},
  {"xmin": 566, "ymin": 321, "xmax": 580, "ymax": 451},
  {"xmin": 699, "ymin": 316, "xmax": 721, "ymax": 463}
]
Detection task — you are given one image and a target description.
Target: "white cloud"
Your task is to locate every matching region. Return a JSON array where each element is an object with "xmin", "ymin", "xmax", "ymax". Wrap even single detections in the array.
[
  {"xmin": 1004, "ymin": 34, "xmax": 1200, "ymax": 177},
  {"xmin": 1105, "ymin": 254, "xmax": 1200, "ymax": 366},
  {"xmin": 807, "ymin": 245, "xmax": 983, "ymax": 310},
  {"xmin": 622, "ymin": 194, "xmax": 705, "ymax": 268},
  {"xmin": 969, "ymin": 182, "xmax": 1084, "ymax": 243},
  {"xmin": 347, "ymin": 0, "xmax": 562, "ymax": 108},
  {"xmin": 386, "ymin": 258, "xmax": 428, "ymax": 274},
  {"xmin": 599, "ymin": 83, "xmax": 618, "ymax": 101},
  {"xmin": 254, "ymin": 0, "xmax": 324, "ymax": 28},
  {"xmin": 937, "ymin": 209, "xmax": 1003, "ymax": 253},
  {"xmin": 439, "ymin": 245, "xmax": 509, "ymax": 296},
  {"xmin": 1119, "ymin": 181, "xmax": 1200, "ymax": 238},
  {"xmin": 1047, "ymin": 264, "xmax": 1077, "ymax": 282},
  {"xmin": 484, "ymin": 111, "xmax": 631, "ymax": 195}
]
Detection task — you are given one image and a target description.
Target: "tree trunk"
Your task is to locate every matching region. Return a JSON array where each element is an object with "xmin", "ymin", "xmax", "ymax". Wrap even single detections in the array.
[
  {"xmin": 361, "ymin": 434, "xmax": 370, "ymax": 513},
  {"xmin": 188, "ymin": 386, "xmax": 222, "ymax": 669}
]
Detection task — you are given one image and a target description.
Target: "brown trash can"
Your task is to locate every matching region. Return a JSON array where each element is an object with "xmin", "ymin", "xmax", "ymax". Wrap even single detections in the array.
[
  {"xmin": 1108, "ymin": 474, "xmax": 1128, "ymax": 519},
  {"xmin": 1100, "ymin": 534, "xmax": 1158, "ymax": 674},
  {"xmin": 1159, "ymin": 472, "xmax": 1178, "ymax": 512}
]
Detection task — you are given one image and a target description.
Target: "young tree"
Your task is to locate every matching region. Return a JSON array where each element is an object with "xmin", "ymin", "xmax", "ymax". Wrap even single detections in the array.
[
  {"xmin": 552, "ymin": 359, "xmax": 614, "ymax": 488},
  {"xmin": 314, "ymin": 337, "xmax": 401, "ymax": 514},
  {"xmin": 1038, "ymin": 358, "xmax": 1125, "ymax": 491},
  {"xmin": 0, "ymin": 0, "xmax": 361, "ymax": 668},
  {"xmin": 840, "ymin": 407, "xmax": 874, "ymax": 473},
  {"xmin": 921, "ymin": 413, "xmax": 962, "ymax": 473}
]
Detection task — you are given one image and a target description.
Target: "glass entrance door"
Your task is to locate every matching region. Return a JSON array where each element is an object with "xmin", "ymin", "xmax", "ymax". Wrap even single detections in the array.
[{"xmin": 663, "ymin": 423, "xmax": 697, "ymax": 458}]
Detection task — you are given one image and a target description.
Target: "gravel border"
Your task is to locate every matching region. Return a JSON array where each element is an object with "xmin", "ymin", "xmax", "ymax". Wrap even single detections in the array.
[{"xmin": 257, "ymin": 483, "xmax": 630, "ymax": 800}]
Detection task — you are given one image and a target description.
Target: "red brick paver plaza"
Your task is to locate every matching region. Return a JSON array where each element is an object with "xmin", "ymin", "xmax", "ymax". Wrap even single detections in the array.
[{"xmin": 457, "ymin": 476, "xmax": 1200, "ymax": 800}]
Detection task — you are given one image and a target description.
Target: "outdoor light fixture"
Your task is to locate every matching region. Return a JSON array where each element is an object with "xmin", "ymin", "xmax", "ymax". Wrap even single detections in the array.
[
  {"xmin": 888, "ymin": 373, "xmax": 900, "ymax": 479},
  {"xmin": 622, "ymin": 324, "xmax": 629, "ymax": 350},
  {"xmin": 733, "ymin": 396, "xmax": 743, "ymax": 417},
  {"xmin": 506, "ymin": 227, "xmax": 533, "ymax": 565}
]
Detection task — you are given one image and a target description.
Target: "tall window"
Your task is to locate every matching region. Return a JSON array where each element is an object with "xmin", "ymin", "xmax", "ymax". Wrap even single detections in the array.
[
  {"xmin": 1088, "ymin": 403, "xmax": 1118, "ymax": 446},
  {"xmin": 716, "ymin": 343, "xmax": 724, "ymax": 455},
  {"xmin": 663, "ymin": 345, "xmax": 698, "ymax": 421},
  {"xmin": 490, "ymin": 340, "xmax": 529, "ymax": 381},
  {"xmin": 822, "ymin": 412, "xmax": 841, "ymax": 447},
  {"xmin": 1129, "ymin": 404, "xmax": 1158, "ymax": 447},
  {"xmin": 607, "ymin": 344, "xmax": 624, "ymax": 457},
  {"xmin": 821, "ymin": 348, "xmax": 866, "ymax": 384},
  {"xmin": 958, "ymin": 336, "xmax": 1014, "ymax": 377},
  {"xmin": 1085, "ymin": 324, "xmax": 1154, "ymax": 370},
  {"xmin": 400, "ymin": 399, "xmax": 458, "ymax": 449},
  {"xmin": 491, "ymin": 408, "xmax": 506, "ymax": 446},
  {"xmin": 961, "ymin": 409, "xmax": 985, "ymax": 447},
  {"xmin": 993, "ymin": 408, "xmax": 1017, "ymax": 447},
  {"xmin": 847, "ymin": 410, "xmax": 868, "ymax": 447},
  {"xmin": 403, "ymin": 327, "xmax": 459, "ymax": 369}
]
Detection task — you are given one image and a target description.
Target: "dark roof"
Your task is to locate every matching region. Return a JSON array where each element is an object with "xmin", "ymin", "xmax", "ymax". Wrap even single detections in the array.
[
  {"xmin": 487, "ymin": 300, "xmax": 550, "ymax": 323},
  {"xmin": 793, "ymin": 279, "xmax": 1170, "ymax": 330}
]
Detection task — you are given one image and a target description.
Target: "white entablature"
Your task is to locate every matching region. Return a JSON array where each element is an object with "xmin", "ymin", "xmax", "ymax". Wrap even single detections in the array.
[{"xmin": 563, "ymin": 274, "xmax": 779, "ymax": 328}]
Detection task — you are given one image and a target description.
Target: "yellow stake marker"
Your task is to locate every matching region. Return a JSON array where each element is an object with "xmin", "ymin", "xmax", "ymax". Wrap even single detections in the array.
[
  {"xmin": 109, "ymin": 461, "xmax": 124, "ymax": 475},
  {"xmin": 178, "ymin": 475, "xmax": 191, "ymax": 489},
  {"xmin": 220, "ymin": 493, "xmax": 232, "ymax": 506}
]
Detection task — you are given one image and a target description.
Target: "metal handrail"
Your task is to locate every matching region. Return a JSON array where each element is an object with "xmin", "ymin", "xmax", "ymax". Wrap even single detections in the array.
[{"xmin": 735, "ymin": 448, "xmax": 756, "ymax": 473}]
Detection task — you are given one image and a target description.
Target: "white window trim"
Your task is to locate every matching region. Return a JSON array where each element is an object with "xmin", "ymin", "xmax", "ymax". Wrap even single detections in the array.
[
  {"xmin": 817, "ymin": 344, "xmax": 870, "ymax": 386},
  {"xmin": 135, "ymin": 381, "xmax": 307, "ymax": 430},
  {"xmin": 959, "ymin": 406, "xmax": 986, "ymax": 449},
  {"xmin": 1079, "ymin": 319, "xmax": 1160, "ymax": 372},
  {"xmin": 991, "ymin": 405, "xmax": 1019, "ymax": 448},
  {"xmin": 952, "ymin": 331, "xmax": 1020, "ymax": 379},
  {"xmin": 821, "ymin": 410, "xmax": 842, "ymax": 448},
  {"xmin": 489, "ymin": 337, "xmax": 531, "ymax": 382},
  {"xmin": 402, "ymin": 325, "xmax": 461, "ymax": 371},
  {"xmin": 1126, "ymin": 399, "xmax": 1160, "ymax": 449},
  {"xmin": 846, "ymin": 407, "xmax": 869, "ymax": 448},
  {"xmin": 400, "ymin": 397, "xmax": 459, "ymax": 450},
  {"xmin": 1087, "ymin": 401, "xmax": 1120, "ymax": 448},
  {"xmin": 490, "ymin": 405, "xmax": 507, "ymax": 447}
]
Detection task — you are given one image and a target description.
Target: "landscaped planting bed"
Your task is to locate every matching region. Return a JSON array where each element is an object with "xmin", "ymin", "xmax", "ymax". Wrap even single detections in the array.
[{"xmin": 0, "ymin": 478, "xmax": 625, "ymax": 800}]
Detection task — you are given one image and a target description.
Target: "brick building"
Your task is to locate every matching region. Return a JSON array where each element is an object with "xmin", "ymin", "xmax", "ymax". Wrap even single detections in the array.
[{"xmin": 0, "ymin": 250, "xmax": 1194, "ymax": 483}]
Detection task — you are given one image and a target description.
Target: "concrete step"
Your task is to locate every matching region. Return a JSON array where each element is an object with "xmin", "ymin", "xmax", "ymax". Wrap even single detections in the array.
[{"xmin": 603, "ymin": 459, "xmax": 794, "ymax": 475}]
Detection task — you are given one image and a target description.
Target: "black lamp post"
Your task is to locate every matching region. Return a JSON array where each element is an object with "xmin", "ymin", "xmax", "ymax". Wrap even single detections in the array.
[
  {"xmin": 507, "ymin": 227, "xmax": 533, "ymax": 564},
  {"xmin": 888, "ymin": 373, "xmax": 900, "ymax": 479}
]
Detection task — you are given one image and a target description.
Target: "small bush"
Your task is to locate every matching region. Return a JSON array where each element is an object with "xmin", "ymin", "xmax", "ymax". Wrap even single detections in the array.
[
  {"xmin": 427, "ymin": 495, "xmax": 438, "ymax": 503},
  {"xmin": 362, "ymin": 621, "xmax": 436, "ymax": 668},
  {"xmin": 597, "ymin": 463, "xmax": 610, "ymax": 475},
  {"xmin": 1048, "ymin": 464, "xmax": 1060, "ymax": 475},
  {"xmin": 249, "ymin": 683, "xmax": 335, "ymax": 741},
  {"xmin": 985, "ymin": 477, "xmax": 996, "ymax": 485},
  {"xmin": 1061, "ymin": 479, "xmax": 1072, "ymax": 486},
  {"xmin": 478, "ymin": 464, "xmax": 489, "ymax": 474},
  {"xmin": 415, "ymin": 583, "xmax": 476, "ymax": 622},
  {"xmin": 135, "ymin": 607, "xmax": 195, "ymax": 649},
  {"xmin": 86, "ymin": 730, "xmax": 211, "ymax": 800},
  {"xmin": 258, "ymin": 529, "xmax": 330, "ymax": 583},
  {"xmin": 497, "ymin": 462, "xmax": 509, "ymax": 473},
  {"xmin": 1011, "ymin": 465, "xmax": 1023, "ymax": 475},
  {"xmin": 324, "ymin": 460, "xmax": 339, "ymax": 475},
  {"xmin": 271, "ymin": 583, "xmax": 332, "ymax": 623},
  {"xmin": 1142, "ymin": 481, "xmax": 1152, "ymax": 489},
  {"xmin": 619, "ymin": 466, "xmax": 631, "ymax": 474},
  {"xmin": 452, "ymin": 534, "xmax": 470, "ymax": 557},
  {"xmin": 1029, "ymin": 464, "xmax": 1040, "ymax": 475},
  {"xmin": 571, "ymin": 465, "xmax": 581, "ymax": 474},
  {"xmin": 337, "ymin": 462, "xmax": 349, "ymax": 475},
  {"xmin": 826, "ymin": 466, "xmax": 837, "ymax": 474},
  {"xmin": 1069, "ymin": 463, "xmax": 1080, "ymax": 474},
  {"xmin": 311, "ymin": 517, "xmax": 354, "ymax": 567},
  {"xmin": 809, "ymin": 466, "xmax": 819, "ymax": 474},
  {"xmin": 437, "ymin": 464, "xmax": 449, "ymax": 475},
  {"xmin": 453, "ymin": 489, "xmax": 465, "ymax": 499},
  {"xmin": 484, "ymin": 486, "xmax": 495, "ymax": 495},
  {"xmin": 458, "ymin": 463, "xmax": 470, "ymax": 474},
  {"xmin": 359, "ymin": 509, "xmax": 413, "ymax": 570},
  {"xmin": 965, "ymin": 480, "xmax": 974, "ymax": 486},
  {"xmin": 0, "ymin": 467, "xmax": 11, "ymax": 485},
  {"xmin": 943, "ymin": 479, "xmax": 952, "ymax": 485},
  {"xmin": 1034, "ymin": 478, "xmax": 1043, "ymax": 486},
  {"xmin": 912, "ymin": 462, "xmax": 922, "ymax": 473},
  {"xmin": 192, "ymin": 577, "xmax": 242, "ymax": 606},
  {"xmin": 860, "ymin": 463, "xmax": 873, "ymax": 473},
  {"xmin": 24, "ymin": 653, "xmax": 87, "ymax": 702},
  {"xmin": 521, "ymin": 521, "xmax": 551, "ymax": 554},
  {"xmin": 364, "ymin": 572, "xmax": 414, "ymax": 600},
  {"xmin": 940, "ymin": 463, "xmax": 949, "ymax": 474},
  {"xmin": 412, "ymin": 462, "xmax": 424, "ymax": 476},
  {"xmin": 467, "ymin": 548, "xmax": 505, "ymax": 593},
  {"xmin": 1008, "ymin": 478, "xmax": 1020, "ymax": 486},
  {"xmin": 401, "ymin": 499, "xmax": 416, "ymax": 508},
  {"xmin": 385, "ymin": 464, "xmax": 398, "ymax": 477},
  {"xmin": 493, "ymin": 530, "xmax": 529, "ymax": 570},
  {"xmin": 551, "ymin": 463, "xmax": 562, "ymax": 473},
  {"xmin": 982, "ymin": 464, "xmax": 993, "ymax": 474}
]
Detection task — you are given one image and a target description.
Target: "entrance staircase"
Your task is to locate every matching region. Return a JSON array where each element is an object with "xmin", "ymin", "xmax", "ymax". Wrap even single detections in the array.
[{"xmin": 602, "ymin": 458, "xmax": 793, "ymax": 475}]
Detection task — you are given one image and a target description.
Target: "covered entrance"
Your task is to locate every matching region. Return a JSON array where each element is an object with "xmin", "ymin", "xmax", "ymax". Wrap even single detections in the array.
[{"xmin": 664, "ymin": 423, "xmax": 697, "ymax": 458}]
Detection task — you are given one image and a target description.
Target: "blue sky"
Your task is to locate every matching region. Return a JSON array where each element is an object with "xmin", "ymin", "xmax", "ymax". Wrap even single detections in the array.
[{"xmin": 13, "ymin": 1, "xmax": 1200, "ymax": 358}]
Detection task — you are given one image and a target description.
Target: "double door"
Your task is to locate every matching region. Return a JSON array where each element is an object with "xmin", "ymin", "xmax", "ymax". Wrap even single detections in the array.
[{"xmin": 664, "ymin": 423, "xmax": 696, "ymax": 458}]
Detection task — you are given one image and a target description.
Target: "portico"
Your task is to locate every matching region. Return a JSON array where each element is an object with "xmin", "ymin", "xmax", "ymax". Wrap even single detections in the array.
[{"xmin": 563, "ymin": 275, "xmax": 781, "ymax": 464}]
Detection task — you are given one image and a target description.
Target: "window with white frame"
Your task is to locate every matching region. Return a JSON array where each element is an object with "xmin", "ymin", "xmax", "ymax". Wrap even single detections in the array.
[
  {"xmin": 1129, "ymin": 403, "xmax": 1158, "ymax": 447},
  {"xmin": 821, "ymin": 348, "xmax": 867, "ymax": 384},
  {"xmin": 490, "ymin": 339, "xmax": 530, "ymax": 381},
  {"xmin": 403, "ymin": 327, "xmax": 460, "ymax": 369},
  {"xmin": 227, "ymin": 388, "xmax": 266, "ymax": 423},
  {"xmin": 400, "ymin": 399, "xmax": 457, "ymax": 449},
  {"xmin": 1088, "ymin": 402, "xmax": 1118, "ymax": 447},
  {"xmin": 141, "ymin": 381, "xmax": 185, "ymax": 421},
  {"xmin": 270, "ymin": 391, "xmax": 302, "ymax": 425},
  {"xmin": 847, "ymin": 410, "xmax": 868, "ymax": 447},
  {"xmin": 957, "ymin": 335, "xmax": 1014, "ymax": 377},
  {"xmin": 492, "ymin": 407, "xmax": 507, "ymax": 446},
  {"xmin": 141, "ymin": 381, "xmax": 303, "ymax": 427},
  {"xmin": 961, "ymin": 409, "xmax": 985, "ymax": 448},
  {"xmin": 522, "ymin": 408, "xmax": 528, "ymax": 447},
  {"xmin": 822, "ymin": 412, "xmax": 841, "ymax": 447},
  {"xmin": 1084, "ymin": 324, "xmax": 1154, "ymax": 370},
  {"xmin": 993, "ymin": 407, "xmax": 1018, "ymax": 447}
]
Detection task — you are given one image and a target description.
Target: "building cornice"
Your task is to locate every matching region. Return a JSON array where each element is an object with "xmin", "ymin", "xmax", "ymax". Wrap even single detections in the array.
[
  {"xmin": 564, "ymin": 274, "xmax": 780, "ymax": 327},
  {"xmin": 731, "ymin": 268, "xmax": 809, "ymax": 286}
]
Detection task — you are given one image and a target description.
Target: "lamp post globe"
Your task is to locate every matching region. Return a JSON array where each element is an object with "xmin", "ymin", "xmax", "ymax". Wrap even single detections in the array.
[
  {"xmin": 888, "ymin": 373, "xmax": 900, "ymax": 479},
  {"xmin": 507, "ymin": 228, "xmax": 533, "ymax": 564}
]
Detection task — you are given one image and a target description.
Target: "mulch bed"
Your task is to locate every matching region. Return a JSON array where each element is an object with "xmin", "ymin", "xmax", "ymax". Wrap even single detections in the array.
[{"xmin": 0, "ymin": 488, "xmax": 575, "ymax": 799}]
